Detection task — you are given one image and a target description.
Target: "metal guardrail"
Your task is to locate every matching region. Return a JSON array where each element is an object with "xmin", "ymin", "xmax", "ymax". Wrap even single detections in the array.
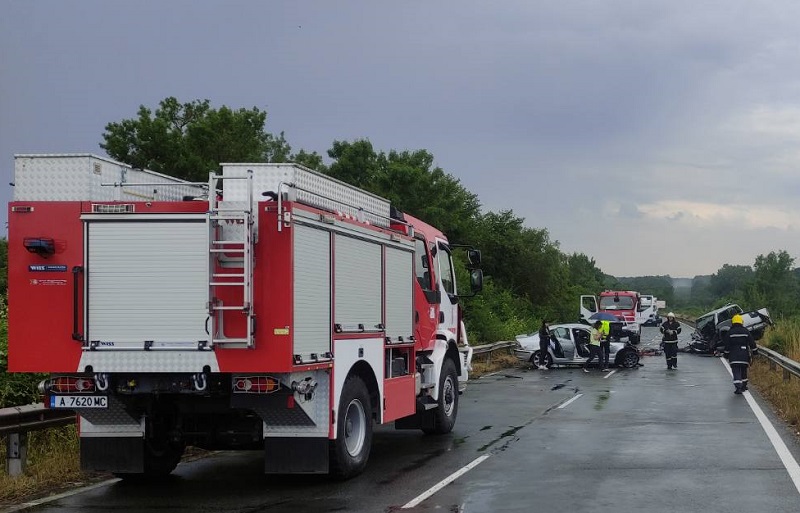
[
  {"xmin": 1, "ymin": 403, "xmax": 76, "ymax": 476},
  {"xmin": 757, "ymin": 345, "xmax": 800, "ymax": 381},
  {"xmin": 471, "ymin": 340, "xmax": 516, "ymax": 356}
]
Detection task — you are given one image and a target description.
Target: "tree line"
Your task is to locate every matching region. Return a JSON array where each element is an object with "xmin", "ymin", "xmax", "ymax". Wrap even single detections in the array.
[
  {"xmin": 101, "ymin": 97, "xmax": 612, "ymax": 341},
  {"xmin": 99, "ymin": 98, "xmax": 800, "ymax": 332},
  {"xmin": 3, "ymin": 97, "xmax": 800, "ymax": 406}
]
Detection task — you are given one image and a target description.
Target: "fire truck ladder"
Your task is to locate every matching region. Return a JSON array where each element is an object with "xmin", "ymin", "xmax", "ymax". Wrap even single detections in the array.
[{"xmin": 207, "ymin": 170, "xmax": 254, "ymax": 349}]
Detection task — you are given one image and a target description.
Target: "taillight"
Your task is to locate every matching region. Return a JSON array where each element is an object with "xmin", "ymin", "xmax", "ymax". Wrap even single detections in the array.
[
  {"xmin": 23, "ymin": 237, "xmax": 55, "ymax": 255},
  {"xmin": 233, "ymin": 376, "xmax": 280, "ymax": 394},
  {"xmin": 47, "ymin": 376, "xmax": 96, "ymax": 394}
]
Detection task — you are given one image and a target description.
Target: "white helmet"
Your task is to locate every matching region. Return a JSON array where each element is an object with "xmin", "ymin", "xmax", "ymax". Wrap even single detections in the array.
[{"xmin": 667, "ymin": 312, "xmax": 675, "ymax": 318}]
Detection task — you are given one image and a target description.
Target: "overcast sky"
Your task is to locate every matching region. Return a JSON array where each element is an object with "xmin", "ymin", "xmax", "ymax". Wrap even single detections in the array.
[{"xmin": 3, "ymin": 1, "xmax": 800, "ymax": 278}]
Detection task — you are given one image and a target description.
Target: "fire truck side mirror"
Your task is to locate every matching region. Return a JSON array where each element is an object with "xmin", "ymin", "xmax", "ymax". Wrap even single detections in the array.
[
  {"xmin": 467, "ymin": 249, "xmax": 481, "ymax": 266},
  {"xmin": 470, "ymin": 269, "xmax": 483, "ymax": 293}
]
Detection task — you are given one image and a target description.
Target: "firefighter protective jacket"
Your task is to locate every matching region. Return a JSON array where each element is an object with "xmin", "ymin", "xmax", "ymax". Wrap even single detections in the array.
[
  {"xmin": 660, "ymin": 319, "xmax": 681, "ymax": 342},
  {"xmin": 724, "ymin": 324, "xmax": 757, "ymax": 365}
]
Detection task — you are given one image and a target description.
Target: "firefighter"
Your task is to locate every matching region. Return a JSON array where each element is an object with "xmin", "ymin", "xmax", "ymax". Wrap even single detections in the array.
[
  {"xmin": 584, "ymin": 321, "xmax": 603, "ymax": 373},
  {"xmin": 537, "ymin": 320, "xmax": 551, "ymax": 370},
  {"xmin": 723, "ymin": 314, "xmax": 757, "ymax": 394},
  {"xmin": 660, "ymin": 312, "xmax": 682, "ymax": 370}
]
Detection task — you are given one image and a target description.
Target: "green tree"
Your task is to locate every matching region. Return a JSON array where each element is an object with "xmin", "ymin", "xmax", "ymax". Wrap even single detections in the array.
[
  {"xmin": 566, "ymin": 253, "xmax": 606, "ymax": 295},
  {"xmin": 748, "ymin": 250, "xmax": 798, "ymax": 317},
  {"xmin": 325, "ymin": 140, "xmax": 481, "ymax": 243},
  {"xmin": 326, "ymin": 139, "xmax": 381, "ymax": 189},
  {"xmin": 101, "ymin": 97, "xmax": 322, "ymax": 181},
  {"xmin": 616, "ymin": 275, "xmax": 675, "ymax": 305},
  {"xmin": 0, "ymin": 239, "xmax": 7, "ymax": 295},
  {"xmin": 709, "ymin": 264, "xmax": 753, "ymax": 302}
]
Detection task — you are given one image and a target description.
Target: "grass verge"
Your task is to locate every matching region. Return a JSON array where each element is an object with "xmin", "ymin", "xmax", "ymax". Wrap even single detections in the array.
[
  {"xmin": 0, "ymin": 425, "xmax": 100, "ymax": 505},
  {"xmin": 750, "ymin": 357, "xmax": 800, "ymax": 434},
  {"xmin": 470, "ymin": 350, "xmax": 520, "ymax": 378}
]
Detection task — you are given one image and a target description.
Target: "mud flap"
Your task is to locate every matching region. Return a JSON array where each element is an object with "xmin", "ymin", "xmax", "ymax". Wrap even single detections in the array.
[
  {"xmin": 264, "ymin": 437, "xmax": 329, "ymax": 474},
  {"xmin": 81, "ymin": 437, "xmax": 144, "ymax": 473}
]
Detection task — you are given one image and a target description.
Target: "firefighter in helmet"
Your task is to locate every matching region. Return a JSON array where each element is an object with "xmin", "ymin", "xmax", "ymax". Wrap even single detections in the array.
[
  {"xmin": 660, "ymin": 312, "xmax": 681, "ymax": 369},
  {"xmin": 723, "ymin": 314, "xmax": 757, "ymax": 394}
]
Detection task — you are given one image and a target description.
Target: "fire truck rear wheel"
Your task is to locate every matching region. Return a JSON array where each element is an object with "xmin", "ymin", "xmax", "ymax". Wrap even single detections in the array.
[
  {"xmin": 330, "ymin": 375, "xmax": 373, "ymax": 479},
  {"xmin": 423, "ymin": 358, "xmax": 459, "ymax": 435}
]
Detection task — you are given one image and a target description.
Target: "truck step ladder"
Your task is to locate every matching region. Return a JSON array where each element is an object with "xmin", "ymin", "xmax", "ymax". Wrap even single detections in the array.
[{"xmin": 207, "ymin": 170, "xmax": 254, "ymax": 348}]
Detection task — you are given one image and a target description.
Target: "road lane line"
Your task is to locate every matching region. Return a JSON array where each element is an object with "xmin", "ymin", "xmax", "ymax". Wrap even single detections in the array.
[
  {"xmin": 721, "ymin": 358, "xmax": 800, "ymax": 495},
  {"xmin": 556, "ymin": 393, "xmax": 583, "ymax": 409},
  {"xmin": 401, "ymin": 454, "xmax": 491, "ymax": 509},
  {"xmin": 603, "ymin": 369, "xmax": 618, "ymax": 379}
]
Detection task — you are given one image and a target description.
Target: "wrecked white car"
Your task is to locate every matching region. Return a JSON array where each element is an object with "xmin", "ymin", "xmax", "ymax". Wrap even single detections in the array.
[{"xmin": 687, "ymin": 304, "xmax": 772, "ymax": 353}]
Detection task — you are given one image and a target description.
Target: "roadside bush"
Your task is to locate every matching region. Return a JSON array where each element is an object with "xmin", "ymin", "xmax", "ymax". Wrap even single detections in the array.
[{"xmin": 761, "ymin": 317, "xmax": 800, "ymax": 361}]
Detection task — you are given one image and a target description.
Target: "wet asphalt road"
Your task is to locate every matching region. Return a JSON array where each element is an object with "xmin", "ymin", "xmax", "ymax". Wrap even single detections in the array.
[{"xmin": 16, "ymin": 326, "xmax": 800, "ymax": 512}]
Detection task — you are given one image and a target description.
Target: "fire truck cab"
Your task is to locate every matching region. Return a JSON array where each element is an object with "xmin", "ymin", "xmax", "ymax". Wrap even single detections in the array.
[
  {"xmin": 579, "ymin": 290, "xmax": 648, "ymax": 343},
  {"xmin": 8, "ymin": 154, "xmax": 482, "ymax": 479}
]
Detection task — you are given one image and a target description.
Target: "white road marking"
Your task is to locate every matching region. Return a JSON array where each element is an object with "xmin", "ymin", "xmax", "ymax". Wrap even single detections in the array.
[
  {"xmin": 603, "ymin": 369, "xmax": 618, "ymax": 379},
  {"xmin": 721, "ymin": 358, "xmax": 800, "ymax": 495},
  {"xmin": 557, "ymin": 393, "xmax": 583, "ymax": 409},
  {"xmin": 2, "ymin": 478, "xmax": 122, "ymax": 512},
  {"xmin": 401, "ymin": 454, "xmax": 491, "ymax": 509}
]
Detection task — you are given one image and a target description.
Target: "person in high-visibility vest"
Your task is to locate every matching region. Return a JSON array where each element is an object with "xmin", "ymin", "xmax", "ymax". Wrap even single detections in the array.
[
  {"xmin": 723, "ymin": 314, "xmax": 757, "ymax": 394},
  {"xmin": 660, "ymin": 312, "xmax": 682, "ymax": 369},
  {"xmin": 599, "ymin": 320, "xmax": 611, "ymax": 371},
  {"xmin": 584, "ymin": 321, "xmax": 603, "ymax": 373}
]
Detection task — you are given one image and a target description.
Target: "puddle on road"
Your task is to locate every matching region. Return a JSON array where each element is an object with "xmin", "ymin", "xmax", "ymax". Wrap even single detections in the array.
[
  {"xmin": 551, "ymin": 379, "xmax": 572, "ymax": 390},
  {"xmin": 480, "ymin": 425, "xmax": 492, "ymax": 431},
  {"xmin": 378, "ymin": 448, "xmax": 448, "ymax": 485},
  {"xmin": 453, "ymin": 435, "xmax": 470, "ymax": 447},
  {"xmin": 594, "ymin": 390, "xmax": 611, "ymax": 410},
  {"xmin": 477, "ymin": 425, "xmax": 524, "ymax": 452}
]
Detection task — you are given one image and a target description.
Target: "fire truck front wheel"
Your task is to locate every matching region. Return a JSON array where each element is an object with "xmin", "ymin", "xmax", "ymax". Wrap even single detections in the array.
[
  {"xmin": 423, "ymin": 358, "xmax": 459, "ymax": 435},
  {"xmin": 330, "ymin": 376, "xmax": 373, "ymax": 479}
]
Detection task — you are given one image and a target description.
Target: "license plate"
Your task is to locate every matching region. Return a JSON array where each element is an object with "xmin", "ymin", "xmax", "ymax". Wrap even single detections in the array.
[{"xmin": 50, "ymin": 395, "xmax": 108, "ymax": 408}]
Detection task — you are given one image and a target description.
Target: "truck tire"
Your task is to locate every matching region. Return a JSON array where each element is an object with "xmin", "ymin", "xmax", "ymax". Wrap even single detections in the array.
[
  {"xmin": 330, "ymin": 376, "xmax": 373, "ymax": 479},
  {"xmin": 423, "ymin": 359, "xmax": 459, "ymax": 435}
]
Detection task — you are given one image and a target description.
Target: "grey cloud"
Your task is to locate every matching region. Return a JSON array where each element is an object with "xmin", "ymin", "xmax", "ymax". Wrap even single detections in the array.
[{"xmin": 5, "ymin": 1, "xmax": 800, "ymax": 276}]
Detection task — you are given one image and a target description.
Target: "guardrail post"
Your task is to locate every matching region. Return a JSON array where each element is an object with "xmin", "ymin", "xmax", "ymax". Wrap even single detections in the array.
[
  {"xmin": 784, "ymin": 368, "xmax": 791, "ymax": 382},
  {"xmin": 5, "ymin": 431, "xmax": 28, "ymax": 477},
  {"xmin": 769, "ymin": 359, "xmax": 776, "ymax": 371}
]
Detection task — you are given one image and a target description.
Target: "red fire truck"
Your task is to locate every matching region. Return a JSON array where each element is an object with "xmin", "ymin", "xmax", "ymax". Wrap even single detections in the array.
[
  {"xmin": 8, "ymin": 154, "xmax": 482, "ymax": 479},
  {"xmin": 579, "ymin": 290, "xmax": 651, "ymax": 343}
]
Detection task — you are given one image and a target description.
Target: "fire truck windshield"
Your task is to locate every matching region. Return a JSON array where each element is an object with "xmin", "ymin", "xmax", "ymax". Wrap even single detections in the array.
[{"xmin": 599, "ymin": 296, "xmax": 635, "ymax": 310}]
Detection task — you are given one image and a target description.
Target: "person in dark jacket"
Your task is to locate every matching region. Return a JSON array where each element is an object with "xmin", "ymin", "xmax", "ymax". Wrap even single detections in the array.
[
  {"xmin": 660, "ymin": 312, "xmax": 682, "ymax": 369},
  {"xmin": 724, "ymin": 314, "xmax": 757, "ymax": 394},
  {"xmin": 537, "ymin": 320, "xmax": 551, "ymax": 370},
  {"xmin": 583, "ymin": 321, "xmax": 603, "ymax": 373}
]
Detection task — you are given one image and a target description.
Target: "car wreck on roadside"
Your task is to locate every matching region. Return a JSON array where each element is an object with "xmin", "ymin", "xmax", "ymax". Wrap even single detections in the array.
[{"xmin": 687, "ymin": 303, "xmax": 773, "ymax": 353}]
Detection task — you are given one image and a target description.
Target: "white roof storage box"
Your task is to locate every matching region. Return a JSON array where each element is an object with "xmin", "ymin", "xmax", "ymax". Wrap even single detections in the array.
[
  {"xmin": 221, "ymin": 163, "xmax": 392, "ymax": 227},
  {"xmin": 13, "ymin": 154, "xmax": 204, "ymax": 202}
]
